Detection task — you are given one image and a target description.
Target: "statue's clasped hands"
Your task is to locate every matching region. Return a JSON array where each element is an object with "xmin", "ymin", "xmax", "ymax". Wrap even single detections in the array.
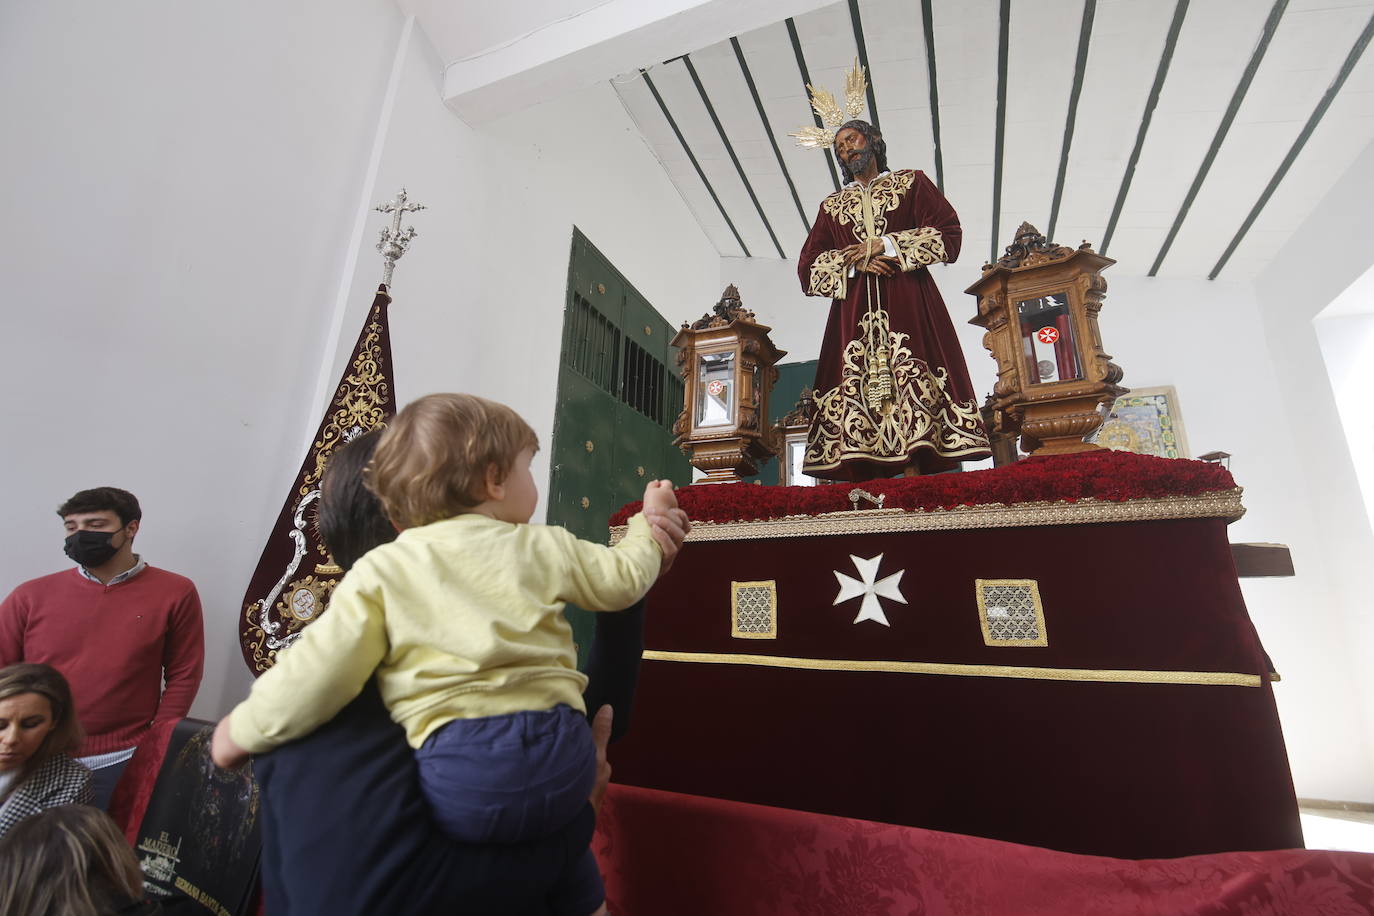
[{"xmin": 841, "ymin": 237, "xmax": 899, "ymax": 277}]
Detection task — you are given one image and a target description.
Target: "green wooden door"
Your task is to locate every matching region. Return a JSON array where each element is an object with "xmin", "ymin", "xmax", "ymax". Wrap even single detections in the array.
[{"xmin": 550, "ymin": 230, "xmax": 690, "ymax": 664}]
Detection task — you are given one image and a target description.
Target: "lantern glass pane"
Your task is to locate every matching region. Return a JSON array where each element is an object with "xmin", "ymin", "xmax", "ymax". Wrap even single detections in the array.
[
  {"xmin": 784, "ymin": 433, "xmax": 817, "ymax": 487},
  {"xmin": 1015, "ymin": 293, "xmax": 1081, "ymax": 384},
  {"xmin": 696, "ymin": 351, "xmax": 735, "ymax": 427}
]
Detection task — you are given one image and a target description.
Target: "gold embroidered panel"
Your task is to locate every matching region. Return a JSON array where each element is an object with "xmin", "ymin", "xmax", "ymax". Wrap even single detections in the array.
[
  {"xmin": 804, "ymin": 308, "xmax": 989, "ymax": 473},
  {"xmin": 821, "ymin": 170, "xmax": 915, "ymax": 237},
  {"xmin": 890, "ymin": 227, "xmax": 946, "ymax": 271},
  {"xmin": 731, "ymin": 580, "xmax": 778, "ymax": 639},
  {"xmin": 976, "ymin": 579, "xmax": 1048, "ymax": 647},
  {"xmin": 808, "ymin": 249, "xmax": 848, "ymax": 299}
]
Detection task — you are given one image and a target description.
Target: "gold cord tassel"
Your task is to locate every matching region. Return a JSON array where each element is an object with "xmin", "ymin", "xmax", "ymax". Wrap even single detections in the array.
[{"xmin": 862, "ymin": 274, "xmax": 895, "ymax": 416}]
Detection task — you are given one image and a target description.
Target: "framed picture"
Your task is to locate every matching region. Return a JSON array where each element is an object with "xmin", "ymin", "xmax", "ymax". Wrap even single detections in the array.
[{"xmin": 1090, "ymin": 385, "xmax": 1189, "ymax": 459}]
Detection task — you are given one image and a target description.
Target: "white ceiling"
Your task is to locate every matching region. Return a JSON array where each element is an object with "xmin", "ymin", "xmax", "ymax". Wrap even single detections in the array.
[{"xmin": 606, "ymin": 0, "xmax": 1374, "ymax": 280}]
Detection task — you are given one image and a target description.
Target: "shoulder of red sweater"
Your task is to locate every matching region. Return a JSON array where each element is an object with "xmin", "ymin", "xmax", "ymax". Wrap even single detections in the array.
[
  {"xmin": 7, "ymin": 568, "xmax": 90, "ymax": 595},
  {"xmin": 137, "ymin": 566, "xmax": 199, "ymax": 591}
]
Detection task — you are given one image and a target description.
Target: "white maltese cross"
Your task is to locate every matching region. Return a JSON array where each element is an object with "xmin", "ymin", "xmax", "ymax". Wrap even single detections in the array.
[{"xmin": 832, "ymin": 554, "xmax": 908, "ymax": 627}]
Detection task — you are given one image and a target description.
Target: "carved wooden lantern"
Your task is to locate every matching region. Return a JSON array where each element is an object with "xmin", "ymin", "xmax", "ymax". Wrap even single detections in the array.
[
  {"xmin": 966, "ymin": 223, "xmax": 1125, "ymax": 456},
  {"xmin": 774, "ymin": 388, "xmax": 817, "ymax": 487},
  {"xmin": 671, "ymin": 285, "xmax": 786, "ymax": 484}
]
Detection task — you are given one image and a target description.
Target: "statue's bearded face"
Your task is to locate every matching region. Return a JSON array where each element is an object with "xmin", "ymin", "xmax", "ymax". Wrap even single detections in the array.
[{"xmin": 834, "ymin": 127, "xmax": 875, "ymax": 179}]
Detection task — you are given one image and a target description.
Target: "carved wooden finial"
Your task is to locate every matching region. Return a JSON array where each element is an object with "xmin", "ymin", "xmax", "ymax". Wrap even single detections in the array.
[{"xmin": 690, "ymin": 283, "xmax": 757, "ymax": 330}]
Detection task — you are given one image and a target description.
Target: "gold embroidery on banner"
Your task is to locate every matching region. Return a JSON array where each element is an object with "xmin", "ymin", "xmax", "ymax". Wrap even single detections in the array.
[
  {"xmin": 243, "ymin": 296, "xmax": 393, "ymax": 673},
  {"xmin": 731, "ymin": 580, "xmax": 778, "ymax": 639},
  {"xmin": 279, "ymin": 575, "xmax": 338, "ymax": 623},
  {"xmin": 607, "ymin": 489, "xmax": 1247, "ymax": 545},
  {"xmin": 640, "ymin": 650, "xmax": 1262, "ymax": 688},
  {"xmin": 975, "ymin": 579, "xmax": 1048, "ymax": 647},
  {"xmin": 804, "ymin": 308, "xmax": 988, "ymax": 473},
  {"xmin": 808, "ymin": 248, "xmax": 848, "ymax": 299},
  {"xmin": 301, "ymin": 305, "xmax": 392, "ymax": 498},
  {"xmin": 890, "ymin": 227, "xmax": 946, "ymax": 272},
  {"xmin": 821, "ymin": 170, "xmax": 915, "ymax": 238}
]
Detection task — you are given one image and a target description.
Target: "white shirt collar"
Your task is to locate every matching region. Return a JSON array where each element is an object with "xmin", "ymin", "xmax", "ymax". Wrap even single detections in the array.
[
  {"xmin": 76, "ymin": 555, "xmax": 146, "ymax": 586},
  {"xmin": 846, "ymin": 169, "xmax": 892, "ymax": 189}
]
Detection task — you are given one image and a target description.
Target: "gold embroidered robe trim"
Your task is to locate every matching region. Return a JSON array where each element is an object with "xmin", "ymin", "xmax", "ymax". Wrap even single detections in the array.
[
  {"xmin": 804, "ymin": 308, "xmax": 989, "ymax": 473},
  {"xmin": 808, "ymin": 248, "xmax": 849, "ymax": 298},
  {"xmin": 890, "ymin": 227, "xmax": 947, "ymax": 272},
  {"xmin": 821, "ymin": 170, "xmax": 916, "ymax": 237}
]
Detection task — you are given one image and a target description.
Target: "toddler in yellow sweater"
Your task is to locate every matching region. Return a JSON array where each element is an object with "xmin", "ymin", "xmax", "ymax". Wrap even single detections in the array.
[{"xmin": 212, "ymin": 393, "xmax": 679, "ymax": 915}]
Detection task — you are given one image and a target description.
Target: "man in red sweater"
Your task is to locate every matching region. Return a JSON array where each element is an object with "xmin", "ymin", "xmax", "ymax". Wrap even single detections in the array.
[{"xmin": 0, "ymin": 487, "xmax": 204, "ymax": 808}]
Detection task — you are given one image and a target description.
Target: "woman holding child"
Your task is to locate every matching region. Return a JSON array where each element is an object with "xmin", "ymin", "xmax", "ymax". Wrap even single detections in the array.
[{"xmin": 214, "ymin": 393, "xmax": 688, "ymax": 915}]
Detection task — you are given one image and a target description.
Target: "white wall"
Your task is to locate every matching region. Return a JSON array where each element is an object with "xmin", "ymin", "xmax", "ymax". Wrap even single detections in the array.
[
  {"xmin": 1315, "ymin": 312, "xmax": 1374, "ymax": 529},
  {"xmin": 0, "ymin": 0, "xmax": 405, "ymax": 721},
  {"xmin": 324, "ymin": 20, "xmax": 722, "ymax": 519},
  {"xmin": 1253, "ymin": 136, "xmax": 1374, "ymax": 803},
  {"xmin": 0, "ymin": 2, "xmax": 718, "ymax": 723}
]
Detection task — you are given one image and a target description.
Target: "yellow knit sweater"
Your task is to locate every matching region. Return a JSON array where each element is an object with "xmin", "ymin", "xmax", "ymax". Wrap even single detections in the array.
[{"xmin": 230, "ymin": 512, "xmax": 660, "ymax": 752}]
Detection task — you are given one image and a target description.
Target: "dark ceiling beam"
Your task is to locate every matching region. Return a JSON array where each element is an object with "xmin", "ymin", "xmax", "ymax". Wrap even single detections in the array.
[
  {"xmin": 847, "ymin": 0, "xmax": 880, "ymax": 130},
  {"xmin": 786, "ymin": 17, "xmax": 841, "ymax": 192},
  {"xmin": 682, "ymin": 54, "xmax": 787, "ymax": 259},
  {"xmin": 1148, "ymin": 0, "xmax": 1288, "ymax": 276},
  {"xmin": 919, "ymin": 0, "xmax": 945, "ymax": 191},
  {"xmin": 1209, "ymin": 10, "xmax": 1374, "ymax": 279},
  {"xmin": 991, "ymin": 0, "xmax": 1010, "ymax": 264},
  {"xmin": 640, "ymin": 69, "xmax": 751, "ymax": 257},
  {"xmin": 731, "ymin": 37, "xmax": 810, "ymax": 232},
  {"xmin": 1046, "ymin": 0, "xmax": 1096, "ymax": 241},
  {"xmin": 1101, "ymin": 0, "xmax": 1188, "ymax": 256}
]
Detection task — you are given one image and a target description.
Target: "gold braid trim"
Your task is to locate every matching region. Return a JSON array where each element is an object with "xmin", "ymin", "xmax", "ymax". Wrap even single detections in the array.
[
  {"xmin": 607, "ymin": 490, "xmax": 1247, "ymax": 544},
  {"xmin": 807, "ymin": 248, "xmax": 848, "ymax": 298},
  {"xmin": 890, "ymin": 227, "xmax": 946, "ymax": 271},
  {"xmin": 642, "ymin": 650, "xmax": 1262, "ymax": 688}
]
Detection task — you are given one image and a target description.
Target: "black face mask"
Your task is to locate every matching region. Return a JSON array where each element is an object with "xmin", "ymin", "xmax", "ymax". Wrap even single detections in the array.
[{"xmin": 64, "ymin": 529, "xmax": 123, "ymax": 569}]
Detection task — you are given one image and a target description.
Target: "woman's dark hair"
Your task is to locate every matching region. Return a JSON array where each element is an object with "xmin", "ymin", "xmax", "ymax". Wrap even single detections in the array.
[
  {"xmin": 0, "ymin": 805, "xmax": 146, "ymax": 916},
  {"xmin": 317, "ymin": 431, "xmax": 397, "ymax": 572},
  {"xmin": 0, "ymin": 663, "xmax": 84, "ymax": 805},
  {"xmin": 835, "ymin": 119, "xmax": 888, "ymax": 183}
]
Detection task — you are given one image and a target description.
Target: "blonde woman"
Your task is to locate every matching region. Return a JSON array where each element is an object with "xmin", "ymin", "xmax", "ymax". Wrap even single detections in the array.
[
  {"xmin": 0, "ymin": 804, "xmax": 157, "ymax": 915},
  {"xmin": 0, "ymin": 663, "xmax": 93, "ymax": 838}
]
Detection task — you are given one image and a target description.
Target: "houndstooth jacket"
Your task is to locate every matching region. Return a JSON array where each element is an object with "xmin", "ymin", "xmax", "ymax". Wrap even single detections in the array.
[{"xmin": 0, "ymin": 754, "xmax": 94, "ymax": 837}]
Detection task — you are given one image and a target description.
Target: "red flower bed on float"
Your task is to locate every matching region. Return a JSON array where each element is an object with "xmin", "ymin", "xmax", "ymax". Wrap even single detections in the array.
[{"xmin": 610, "ymin": 450, "xmax": 1237, "ymax": 527}]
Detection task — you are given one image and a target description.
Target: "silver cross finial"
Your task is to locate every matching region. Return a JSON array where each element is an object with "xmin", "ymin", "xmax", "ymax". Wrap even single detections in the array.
[{"xmin": 375, "ymin": 188, "xmax": 427, "ymax": 287}]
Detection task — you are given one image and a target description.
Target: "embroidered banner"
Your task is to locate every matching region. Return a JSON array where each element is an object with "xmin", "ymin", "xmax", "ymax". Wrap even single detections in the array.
[{"xmin": 238, "ymin": 286, "xmax": 397, "ymax": 674}]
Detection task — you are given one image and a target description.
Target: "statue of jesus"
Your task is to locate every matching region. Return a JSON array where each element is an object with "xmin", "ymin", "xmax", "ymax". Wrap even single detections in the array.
[{"xmin": 798, "ymin": 119, "xmax": 990, "ymax": 480}]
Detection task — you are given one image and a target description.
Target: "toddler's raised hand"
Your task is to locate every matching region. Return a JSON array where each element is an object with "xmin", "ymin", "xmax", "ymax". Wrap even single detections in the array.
[{"xmin": 642, "ymin": 479, "xmax": 678, "ymax": 515}]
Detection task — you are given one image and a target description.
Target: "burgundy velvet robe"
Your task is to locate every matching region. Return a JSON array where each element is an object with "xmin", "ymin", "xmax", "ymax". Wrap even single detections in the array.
[{"xmin": 798, "ymin": 169, "xmax": 989, "ymax": 479}]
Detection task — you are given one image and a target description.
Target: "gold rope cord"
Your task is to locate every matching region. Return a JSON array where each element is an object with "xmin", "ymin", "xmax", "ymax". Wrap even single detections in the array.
[
  {"xmin": 862, "ymin": 274, "xmax": 895, "ymax": 415},
  {"xmin": 642, "ymin": 650, "xmax": 1262, "ymax": 688}
]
